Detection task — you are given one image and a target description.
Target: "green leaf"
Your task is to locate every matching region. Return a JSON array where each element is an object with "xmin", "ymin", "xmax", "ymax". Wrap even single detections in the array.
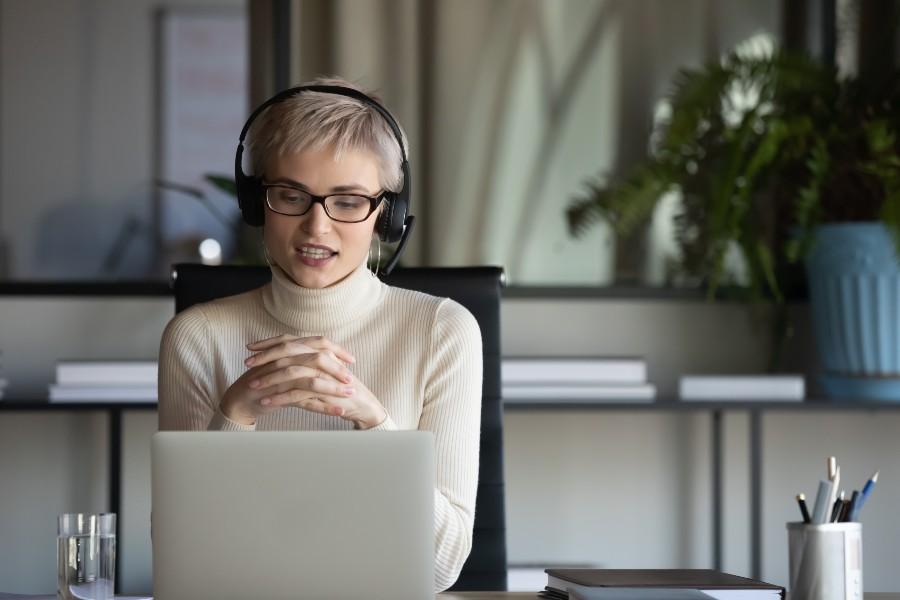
[
  {"xmin": 567, "ymin": 164, "xmax": 673, "ymax": 238},
  {"xmin": 205, "ymin": 174, "xmax": 237, "ymax": 197},
  {"xmin": 754, "ymin": 240, "xmax": 783, "ymax": 303}
]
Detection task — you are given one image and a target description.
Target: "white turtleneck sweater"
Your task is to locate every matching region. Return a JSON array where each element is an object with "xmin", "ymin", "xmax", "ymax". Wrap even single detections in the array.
[{"xmin": 157, "ymin": 261, "xmax": 483, "ymax": 592}]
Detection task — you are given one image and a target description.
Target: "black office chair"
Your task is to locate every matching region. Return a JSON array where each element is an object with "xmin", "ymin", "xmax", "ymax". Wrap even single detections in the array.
[{"xmin": 170, "ymin": 263, "xmax": 508, "ymax": 591}]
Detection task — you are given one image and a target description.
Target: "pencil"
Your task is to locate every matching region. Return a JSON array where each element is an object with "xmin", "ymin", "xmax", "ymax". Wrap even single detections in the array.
[
  {"xmin": 829, "ymin": 490, "xmax": 845, "ymax": 523},
  {"xmin": 797, "ymin": 493, "xmax": 811, "ymax": 524}
]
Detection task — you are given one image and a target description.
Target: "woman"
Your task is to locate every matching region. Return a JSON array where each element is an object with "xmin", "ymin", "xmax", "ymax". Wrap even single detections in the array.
[{"xmin": 157, "ymin": 78, "xmax": 483, "ymax": 592}]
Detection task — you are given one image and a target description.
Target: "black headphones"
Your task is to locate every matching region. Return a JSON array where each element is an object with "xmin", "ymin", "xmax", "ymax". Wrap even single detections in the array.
[{"xmin": 234, "ymin": 85, "xmax": 414, "ymax": 252}]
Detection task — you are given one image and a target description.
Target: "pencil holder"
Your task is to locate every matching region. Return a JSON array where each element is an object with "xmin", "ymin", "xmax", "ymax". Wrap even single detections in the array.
[{"xmin": 786, "ymin": 522, "xmax": 862, "ymax": 600}]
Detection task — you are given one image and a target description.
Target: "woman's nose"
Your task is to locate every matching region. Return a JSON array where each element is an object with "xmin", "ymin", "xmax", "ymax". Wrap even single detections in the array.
[{"xmin": 301, "ymin": 203, "xmax": 332, "ymax": 233}]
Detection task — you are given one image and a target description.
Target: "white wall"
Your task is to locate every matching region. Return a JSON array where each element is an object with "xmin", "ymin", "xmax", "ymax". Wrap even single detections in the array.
[
  {"xmin": 0, "ymin": 0, "xmax": 243, "ymax": 280},
  {"xmin": 0, "ymin": 0, "xmax": 780, "ymax": 284},
  {"xmin": 424, "ymin": 0, "xmax": 780, "ymax": 284},
  {"xmin": 2, "ymin": 294, "xmax": 899, "ymax": 594}
]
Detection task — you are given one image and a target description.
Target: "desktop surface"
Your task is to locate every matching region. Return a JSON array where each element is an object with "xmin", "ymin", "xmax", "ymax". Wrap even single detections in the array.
[
  {"xmin": 437, "ymin": 595, "xmax": 900, "ymax": 599},
  {"xmin": 1, "ymin": 589, "xmax": 897, "ymax": 598}
]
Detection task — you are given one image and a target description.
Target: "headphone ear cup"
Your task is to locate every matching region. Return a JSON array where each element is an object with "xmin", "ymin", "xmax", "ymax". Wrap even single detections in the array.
[
  {"xmin": 237, "ymin": 175, "xmax": 265, "ymax": 227},
  {"xmin": 380, "ymin": 193, "xmax": 408, "ymax": 243},
  {"xmin": 235, "ymin": 142, "xmax": 265, "ymax": 227},
  {"xmin": 377, "ymin": 159, "xmax": 411, "ymax": 243},
  {"xmin": 376, "ymin": 194, "xmax": 397, "ymax": 242},
  {"xmin": 388, "ymin": 192, "xmax": 408, "ymax": 243},
  {"xmin": 378, "ymin": 194, "xmax": 408, "ymax": 243}
]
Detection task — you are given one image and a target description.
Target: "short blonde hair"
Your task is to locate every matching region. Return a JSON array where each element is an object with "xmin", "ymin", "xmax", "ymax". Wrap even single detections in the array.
[{"xmin": 244, "ymin": 76, "xmax": 408, "ymax": 193}]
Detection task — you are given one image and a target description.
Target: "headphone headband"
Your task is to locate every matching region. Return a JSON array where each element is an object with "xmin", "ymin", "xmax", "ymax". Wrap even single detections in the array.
[{"xmin": 237, "ymin": 85, "xmax": 407, "ymax": 164}]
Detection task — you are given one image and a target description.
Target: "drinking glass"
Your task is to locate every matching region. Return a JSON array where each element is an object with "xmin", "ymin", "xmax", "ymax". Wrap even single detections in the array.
[{"xmin": 57, "ymin": 513, "xmax": 116, "ymax": 600}]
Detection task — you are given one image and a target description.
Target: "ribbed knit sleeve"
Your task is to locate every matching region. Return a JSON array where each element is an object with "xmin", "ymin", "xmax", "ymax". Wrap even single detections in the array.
[
  {"xmin": 422, "ymin": 299, "xmax": 483, "ymax": 592},
  {"xmin": 365, "ymin": 414, "xmax": 399, "ymax": 431},
  {"xmin": 157, "ymin": 307, "xmax": 241, "ymax": 431}
]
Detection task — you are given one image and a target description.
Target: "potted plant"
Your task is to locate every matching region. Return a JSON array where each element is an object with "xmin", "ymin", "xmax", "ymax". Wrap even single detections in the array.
[{"xmin": 567, "ymin": 50, "xmax": 900, "ymax": 400}]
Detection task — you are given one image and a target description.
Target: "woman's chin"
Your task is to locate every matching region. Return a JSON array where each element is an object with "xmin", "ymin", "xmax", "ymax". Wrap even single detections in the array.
[
  {"xmin": 289, "ymin": 259, "xmax": 355, "ymax": 289},
  {"xmin": 290, "ymin": 268, "xmax": 333, "ymax": 289}
]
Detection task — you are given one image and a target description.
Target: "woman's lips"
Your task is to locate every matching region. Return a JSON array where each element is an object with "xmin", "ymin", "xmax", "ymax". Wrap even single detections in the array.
[
  {"xmin": 297, "ymin": 243, "xmax": 337, "ymax": 253},
  {"xmin": 295, "ymin": 244, "xmax": 337, "ymax": 267}
]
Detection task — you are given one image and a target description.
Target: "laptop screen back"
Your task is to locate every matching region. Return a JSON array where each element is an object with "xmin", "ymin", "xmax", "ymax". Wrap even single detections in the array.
[{"xmin": 151, "ymin": 431, "xmax": 434, "ymax": 600}]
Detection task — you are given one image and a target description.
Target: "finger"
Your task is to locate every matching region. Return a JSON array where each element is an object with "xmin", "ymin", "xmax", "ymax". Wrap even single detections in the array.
[
  {"xmin": 296, "ymin": 397, "xmax": 341, "ymax": 417},
  {"xmin": 294, "ymin": 397, "xmax": 346, "ymax": 418},
  {"xmin": 300, "ymin": 336, "xmax": 356, "ymax": 364},
  {"xmin": 245, "ymin": 339, "xmax": 314, "ymax": 368},
  {"xmin": 245, "ymin": 335, "xmax": 354, "ymax": 364},
  {"xmin": 261, "ymin": 387, "xmax": 348, "ymax": 411},
  {"xmin": 248, "ymin": 363, "xmax": 317, "ymax": 390},
  {"xmin": 246, "ymin": 334, "xmax": 296, "ymax": 349},
  {"xmin": 243, "ymin": 356, "xmax": 338, "ymax": 388},
  {"xmin": 245, "ymin": 338, "xmax": 340, "ymax": 369},
  {"xmin": 259, "ymin": 389, "xmax": 319, "ymax": 409},
  {"xmin": 299, "ymin": 397, "xmax": 331, "ymax": 415},
  {"xmin": 251, "ymin": 350, "xmax": 353, "ymax": 383},
  {"xmin": 253, "ymin": 367, "xmax": 355, "ymax": 398},
  {"xmin": 307, "ymin": 352, "xmax": 355, "ymax": 383}
]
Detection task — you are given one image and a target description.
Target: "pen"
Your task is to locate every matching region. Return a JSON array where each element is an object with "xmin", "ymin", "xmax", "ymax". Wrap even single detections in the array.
[
  {"xmin": 829, "ymin": 490, "xmax": 845, "ymax": 523},
  {"xmin": 828, "ymin": 456, "xmax": 837, "ymax": 480},
  {"xmin": 811, "ymin": 479, "xmax": 834, "ymax": 524},
  {"xmin": 828, "ymin": 465, "xmax": 841, "ymax": 513},
  {"xmin": 846, "ymin": 490, "xmax": 861, "ymax": 522},
  {"xmin": 796, "ymin": 493, "xmax": 811, "ymax": 524},
  {"xmin": 857, "ymin": 471, "xmax": 879, "ymax": 513},
  {"xmin": 838, "ymin": 497, "xmax": 852, "ymax": 522}
]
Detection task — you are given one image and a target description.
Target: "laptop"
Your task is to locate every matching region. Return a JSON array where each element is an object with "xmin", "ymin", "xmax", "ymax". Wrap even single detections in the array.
[{"xmin": 151, "ymin": 431, "xmax": 435, "ymax": 600}]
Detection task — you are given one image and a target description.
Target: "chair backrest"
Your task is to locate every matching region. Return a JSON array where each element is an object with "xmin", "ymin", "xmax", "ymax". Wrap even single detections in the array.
[{"xmin": 171, "ymin": 264, "xmax": 508, "ymax": 591}]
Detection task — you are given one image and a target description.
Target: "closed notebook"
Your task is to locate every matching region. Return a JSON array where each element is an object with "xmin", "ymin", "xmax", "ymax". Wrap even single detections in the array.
[{"xmin": 542, "ymin": 569, "xmax": 785, "ymax": 600}]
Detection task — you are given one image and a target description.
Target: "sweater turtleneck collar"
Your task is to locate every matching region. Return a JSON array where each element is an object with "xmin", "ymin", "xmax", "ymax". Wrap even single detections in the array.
[{"xmin": 262, "ymin": 261, "xmax": 385, "ymax": 333}]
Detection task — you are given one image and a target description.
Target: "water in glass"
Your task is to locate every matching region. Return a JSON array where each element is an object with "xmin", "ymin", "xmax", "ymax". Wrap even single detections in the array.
[{"xmin": 57, "ymin": 513, "xmax": 116, "ymax": 600}]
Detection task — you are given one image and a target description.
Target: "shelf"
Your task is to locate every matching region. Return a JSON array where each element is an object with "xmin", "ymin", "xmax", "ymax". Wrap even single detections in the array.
[
  {"xmin": 0, "ymin": 401, "xmax": 158, "ymax": 411},
  {"xmin": 0, "ymin": 281, "xmax": 171, "ymax": 296},
  {"xmin": 2, "ymin": 399, "xmax": 900, "ymax": 412},
  {"xmin": 503, "ymin": 398, "xmax": 900, "ymax": 411}
]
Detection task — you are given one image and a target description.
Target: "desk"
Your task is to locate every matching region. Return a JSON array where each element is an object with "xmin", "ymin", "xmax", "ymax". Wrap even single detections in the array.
[
  {"xmin": 3, "ymin": 399, "xmax": 900, "ymax": 588},
  {"xmin": 438, "ymin": 595, "xmax": 900, "ymax": 599},
  {"xmin": 0, "ymin": 592, "xmax": 896, "ymax": 599},
  {"xmin": 439, "ymin": 596, "xmax": 537, "ymax": 599}
]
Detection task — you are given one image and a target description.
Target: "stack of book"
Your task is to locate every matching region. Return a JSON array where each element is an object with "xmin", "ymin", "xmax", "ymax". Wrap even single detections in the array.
[
  {"xmin": 679, "ymin": 374, "xmax": 805, "ymax": 402},
  {"xmin": 540, "ymin": 568, "xmax": 784, "ymax": 599},
  {"xmin": 49, "ymin": 360, "xmax": 158, "ymax": 403},
  {"xmin": 0, "ymin": 350, "xmax": 6, "ymax": 400},
  {"xmin": 502, "ymin": 357, "xmax": 656, "ymax": 403}
]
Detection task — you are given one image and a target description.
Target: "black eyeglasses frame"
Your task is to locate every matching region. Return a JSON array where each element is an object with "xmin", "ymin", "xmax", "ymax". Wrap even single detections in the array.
[{"xmin": 262, "ymin": 183, "xmax": 386, "ymax": 223}]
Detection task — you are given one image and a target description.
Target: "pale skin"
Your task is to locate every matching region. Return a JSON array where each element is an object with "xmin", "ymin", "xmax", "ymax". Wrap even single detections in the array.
[{"xmin": 219, "ymin": 146, "xmax": 389, "ymax": 430}]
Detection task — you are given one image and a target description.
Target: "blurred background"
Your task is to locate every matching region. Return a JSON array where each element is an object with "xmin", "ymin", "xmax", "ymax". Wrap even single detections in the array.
[
  {"xmin": 2, "ymin": 0, "xmax": 900, "ymax": 596},
  {"xmin": 3, "ymin": 0, "xmax": 886, "ymax": 287}
]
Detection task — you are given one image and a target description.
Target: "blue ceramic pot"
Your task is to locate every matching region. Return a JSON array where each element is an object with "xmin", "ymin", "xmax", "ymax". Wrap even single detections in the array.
[{"xmin": 805, "ymin": 223, "xmax": 900, "ymax": 400}]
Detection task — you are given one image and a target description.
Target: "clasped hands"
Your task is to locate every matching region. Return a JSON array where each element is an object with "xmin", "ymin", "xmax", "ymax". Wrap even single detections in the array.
[{"xmin": 220, "ymin": 334, "xmax": 387, "ymax": 430}]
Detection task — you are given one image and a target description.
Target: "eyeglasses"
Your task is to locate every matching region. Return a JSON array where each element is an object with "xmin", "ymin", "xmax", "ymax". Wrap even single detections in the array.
[{"xmin": 262, "ymin": 184, "xmax": 385, "ymax": 223}]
